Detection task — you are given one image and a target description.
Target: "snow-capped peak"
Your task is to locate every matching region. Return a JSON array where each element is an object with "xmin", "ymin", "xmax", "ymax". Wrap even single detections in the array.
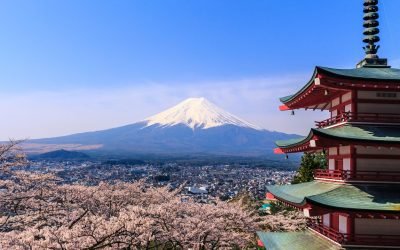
[{"xmin": 144, "ymin": 97, "xmax": 261, "ymax": 130}]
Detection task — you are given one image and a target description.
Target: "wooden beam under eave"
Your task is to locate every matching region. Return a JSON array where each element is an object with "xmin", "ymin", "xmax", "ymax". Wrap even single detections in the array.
[{"xmin": 321, "ymin": 102, "xmax": 330, "ymax": 111}]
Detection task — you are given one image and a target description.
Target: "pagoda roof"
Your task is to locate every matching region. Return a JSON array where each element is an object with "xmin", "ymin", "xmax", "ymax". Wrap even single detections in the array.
[
  {"xmin": 279, "ymin": 66, "xmax": 400, "ymax": 110},
  {"xmin": 267, "ymin": 181, "xmax": 400, "ymax": 212},
  {"xmin": 318, "ymin": 66, "xmax": 400, "ymax": 81},
  {"xmin": 276, "ymin": 124, "xmax": 400, "ymax": 152},
  {"xmin": 257, "ymin": 230, "xmax": 341, "ymax": 250}
]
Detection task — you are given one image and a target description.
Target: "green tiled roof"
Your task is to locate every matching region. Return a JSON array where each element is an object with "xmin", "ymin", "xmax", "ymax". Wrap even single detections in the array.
[
  {"xmin": 319, "ymin": 66, "xmax": 400, "ymax": 81},
  {"xmin": 257, "ymin": 230, "xmax": 341, "ymax": 250},
  {"xmin": 267, "ymin": 181, "xmax": 400, "ymax": 212},
  {"xmin": 276, "ymin": 124, "xmax": 400, "ymax": 149},
  {"xmin": 267, "ymin": 181, "xmax": 338, "ymax": 205},
  {"xmin": 314, "ymin": 124, "xmax": 400, "ymax": 143},
  {"xmin": 276, "ymin": 135, "xmax": 310, "ymax": 148},
  {"xmin": 308, "ymin": 184, "xmax": 400, "ymax": 211},
  {"xmin": 280, "ymin": 66, "xmax": 400, "ymax": 104}
]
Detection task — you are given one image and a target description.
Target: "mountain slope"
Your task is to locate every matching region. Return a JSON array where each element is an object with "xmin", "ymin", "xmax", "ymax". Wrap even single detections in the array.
[{"xmin": 27, "ymin": 98, "xmax": 299, "ymax": 157}]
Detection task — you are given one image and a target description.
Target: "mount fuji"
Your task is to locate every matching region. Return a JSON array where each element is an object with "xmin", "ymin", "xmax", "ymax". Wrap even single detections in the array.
[
  {"xmin": 144, "ymin": 97, "xmax": 260, "ymax": 130},
  {"xmin": 26, "ymin": 98, "xmax": 298, "ymax": 157}
]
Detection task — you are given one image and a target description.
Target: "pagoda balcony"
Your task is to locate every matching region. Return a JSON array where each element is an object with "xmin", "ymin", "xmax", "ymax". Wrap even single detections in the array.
[
  {"xmin": 314, "ymin": 169, "xmax": 400, "ymax": 182},
  {"xmin": 315, "ymin": 112, "xmax": 400, "ymax": 128},
  {"xmin": 308, "ymin": 221, "xmax": 400, "ymax": 247},
  {"xmin": 307, "ymin": 221, "xmax": 345, "ymax": 244}
]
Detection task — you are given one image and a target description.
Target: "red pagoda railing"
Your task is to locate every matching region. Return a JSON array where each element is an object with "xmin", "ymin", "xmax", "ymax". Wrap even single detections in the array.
[
  {"xmin": 308, "ymin": 221, "xmax": 345, "ymax": 243},
  {"xmin": 314, "ymin": 169, "xmax": 346, "ymax": 180},
  {"xmin": 308, "ymin": 221, "xmax": 400, "ymax": 246},
  {"xmin": 315, "ymin": 112, "xmax": 400, "ymax": 128},
  {"xmin": 314, "ymin": 169, "xmax": 400, "ymax": 182}
]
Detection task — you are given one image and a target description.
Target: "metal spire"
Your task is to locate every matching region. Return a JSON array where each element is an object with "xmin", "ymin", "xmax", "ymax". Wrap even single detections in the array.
[
  {"xmin": 363, "ymin": 0, "xmax": 380, "ymax": 58},
  {"xmin": 357, "ymin": 0, "xmax": 389, "ymax": 68}
]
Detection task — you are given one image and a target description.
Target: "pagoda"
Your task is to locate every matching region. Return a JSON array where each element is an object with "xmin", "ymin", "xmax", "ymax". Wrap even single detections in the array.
[{"xmin": 257, "ymin": 1, "xmax": 400, "ymax": 249}]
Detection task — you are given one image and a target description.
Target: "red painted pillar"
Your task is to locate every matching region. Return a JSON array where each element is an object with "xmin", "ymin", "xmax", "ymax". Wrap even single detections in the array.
[
  {"xmin": 331, "ymin": 213, "xmax": 339, "ymax": 231},
  {"xmin": 350, "ymin": 145, "xmax": 356, "ymax": 179},
  {"xmin": 352, "ymin": 90, "xmax": 358, "ymax": 120},
  {"xmin": 347, "ymin": 215, "xmax": 354, "ymax": 243}
]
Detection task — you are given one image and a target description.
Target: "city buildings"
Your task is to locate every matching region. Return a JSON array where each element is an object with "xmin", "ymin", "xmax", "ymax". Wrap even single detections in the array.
[{"xmin": 25, "ymin": 159, "xmax": 294, "ymax": 202}]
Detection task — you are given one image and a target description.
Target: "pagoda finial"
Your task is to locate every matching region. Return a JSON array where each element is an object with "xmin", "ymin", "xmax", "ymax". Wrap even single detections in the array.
[
  {"xmin": 363, "ymin": 0, "xmax": 380, "ymax": 58},
  {"xmin": 357, "ymin": 0, "xmax": 389, "ymax": 68}
]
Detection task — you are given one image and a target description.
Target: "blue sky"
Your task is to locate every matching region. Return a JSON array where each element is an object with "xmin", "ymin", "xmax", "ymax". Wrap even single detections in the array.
[{"xmin": 1, "ymin": 0, "xmax": 400, "ymax": 139}]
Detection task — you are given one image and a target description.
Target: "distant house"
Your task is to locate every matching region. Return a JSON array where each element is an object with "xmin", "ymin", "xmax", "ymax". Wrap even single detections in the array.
[{"xmin": 187, "ymin": 186, "xmax": 208, "ymax": 195}]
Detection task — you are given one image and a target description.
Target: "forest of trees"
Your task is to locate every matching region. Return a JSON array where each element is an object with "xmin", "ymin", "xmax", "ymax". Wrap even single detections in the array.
[{"xmin": 0, "ymin": 141, "xmax": 305, "ymax": 249}]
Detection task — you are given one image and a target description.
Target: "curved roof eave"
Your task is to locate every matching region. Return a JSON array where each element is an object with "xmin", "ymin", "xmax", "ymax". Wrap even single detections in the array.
[
  {"xmin": 279, "ymin": 67, "xmax": 319, "ymax": 104},
  {"xmin": 275, "ymin": 130, "xmax": 314, "ymax": 148},
  {"xmin": 276, "ymin": 125, "xmax": 400, "ymax": 150}
]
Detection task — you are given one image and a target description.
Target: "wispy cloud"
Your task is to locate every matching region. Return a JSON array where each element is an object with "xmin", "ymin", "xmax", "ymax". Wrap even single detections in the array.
[{"xmin": 0, "ymin": 74, "xmax": 327, "ymax": 140}]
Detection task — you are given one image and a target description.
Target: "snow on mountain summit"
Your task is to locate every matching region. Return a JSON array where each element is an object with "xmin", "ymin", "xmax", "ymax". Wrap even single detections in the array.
[{"xmin": 144, "ymin": 97, "xmax": 261, "ymax": 130}]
